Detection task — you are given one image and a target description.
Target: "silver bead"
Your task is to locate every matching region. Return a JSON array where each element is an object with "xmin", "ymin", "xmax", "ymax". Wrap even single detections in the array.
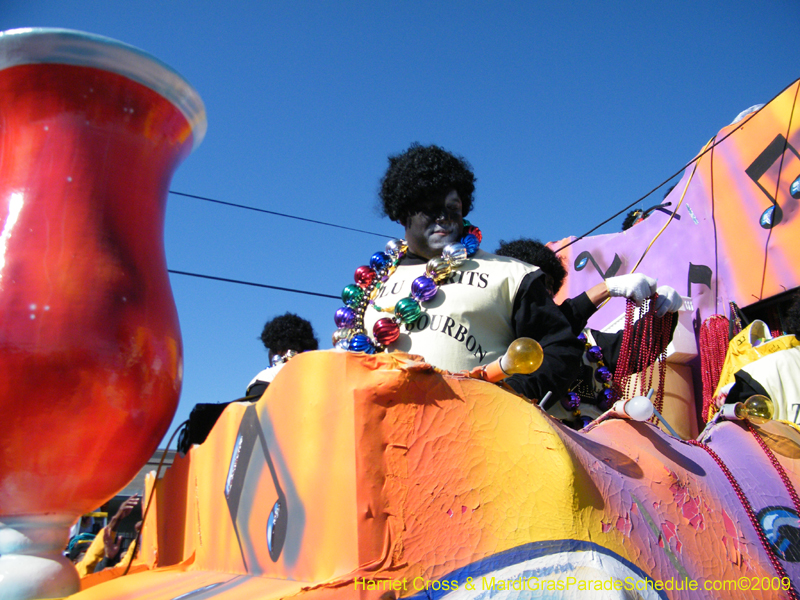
[
  {"xmin": 332, "ymin": 328, "xmax": 354, "ymax": 345},
  {"xmin": 442, "ymin": 242, "xmax": 467, "ymax": 266},
  {"xmin": 385, "ymin": 238, "xmax": 406, "ymax": 257}
]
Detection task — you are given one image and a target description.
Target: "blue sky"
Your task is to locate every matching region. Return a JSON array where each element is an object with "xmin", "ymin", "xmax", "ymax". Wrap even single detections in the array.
[{"xmin": 3, "ymin": 0, "xmax": 799, "ymax": 446}]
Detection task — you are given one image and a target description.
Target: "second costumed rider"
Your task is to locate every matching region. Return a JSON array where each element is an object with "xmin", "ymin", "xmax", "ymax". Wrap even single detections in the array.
[{"xmin": 332, "ymin": 143, "xmax": 583, "ymax": 401}]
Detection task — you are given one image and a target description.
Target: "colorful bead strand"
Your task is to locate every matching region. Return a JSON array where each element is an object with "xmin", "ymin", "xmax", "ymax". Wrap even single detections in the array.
[{"xmin": 332, "ymin": 223, "xmax": 482, "ymax": 354}]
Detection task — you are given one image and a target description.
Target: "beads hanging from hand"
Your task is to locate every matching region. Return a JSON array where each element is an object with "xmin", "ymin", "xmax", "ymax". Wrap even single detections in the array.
[{"xmin": 614, "ymin": 296, "xmax": 674, "ymax": 419}]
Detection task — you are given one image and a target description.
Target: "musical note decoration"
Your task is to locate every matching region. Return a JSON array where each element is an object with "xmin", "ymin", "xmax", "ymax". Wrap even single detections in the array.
[
  {"xmin": 745, "ymin": 134, "xmax": 800, "ymax": 229},
  {"xmin": 791, "ymin": 175, "xmax": 800, "ymax": 199},
  {"xmin": 573, "ymin": 251, "xmax": 622, "ymax": 279},
  {"xmin": 687, "ymin": 263, "xmax": 713, "ymax": 297}
]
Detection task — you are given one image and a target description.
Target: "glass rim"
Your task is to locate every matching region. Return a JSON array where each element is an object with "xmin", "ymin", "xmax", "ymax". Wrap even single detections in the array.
[{"xmin": 0, "ymin": 27, "xmax": 207, "ymax": 150}]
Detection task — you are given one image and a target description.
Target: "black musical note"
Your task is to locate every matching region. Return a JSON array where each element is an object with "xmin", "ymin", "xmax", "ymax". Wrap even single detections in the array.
[
  {"xmin": 226, "ymin": 405, "xmax": 288, "ymax": 567},
  {"xmin": 687, "ymin": 263, "xmax": 712, "ymax": 297},
  {"xmin": 573, "ymin": 251, "xmax": 622, "ymax": 279},
  {"xmin": 745, "ymin": 134, "xmax": 800, "ymax": 229}
]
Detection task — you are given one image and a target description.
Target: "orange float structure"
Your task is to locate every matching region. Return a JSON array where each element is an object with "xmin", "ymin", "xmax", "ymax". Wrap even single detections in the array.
[{"xmin": 75, "ymin": 352, "xmax": 800, "ymax": 599}]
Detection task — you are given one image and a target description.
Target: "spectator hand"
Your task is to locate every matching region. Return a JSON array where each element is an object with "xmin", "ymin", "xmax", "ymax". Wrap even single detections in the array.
[
  {"xmin": 108, "ymin": 494, "xmax": 140, "ymax": 530},
  {"xmin": 605, "ymin": 274, "xmax": 657, "ymax": 306},
  {"xmin": 653, "ymin": 286, "xmax": 683, "ymax": 317},
  {"xmin": 103, "ymin": 526, "xmax": 122, "ymax": 560}
]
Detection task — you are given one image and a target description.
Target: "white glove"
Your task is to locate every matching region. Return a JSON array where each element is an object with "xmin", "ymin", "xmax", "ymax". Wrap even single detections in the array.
[
  {"xmin": 653, "ymin": 285, "xmax": 683, "ymax": 317},
  {"xmin": 715, "ymin": 382, "xmax": 735, "ymax": 408},
  {"xmin": 605, "ymin": 273, "xmax": 657, "ymax": 306}
]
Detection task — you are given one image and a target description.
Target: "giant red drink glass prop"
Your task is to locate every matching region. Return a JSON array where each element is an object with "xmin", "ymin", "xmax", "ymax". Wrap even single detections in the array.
[{"xmin": 0, "ymin": 29, "xmax": 205, "ymax": 598}]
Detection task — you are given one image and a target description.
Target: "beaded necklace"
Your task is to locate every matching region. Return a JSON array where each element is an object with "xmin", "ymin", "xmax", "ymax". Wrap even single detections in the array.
[
  {"xmin": 699, "ymin": 314, "xmax": 730, "ymax": 424},
  {"xmin": 688, "ymin": 437, "xmax": 799, "ymax": 599},
  {"xmin": 614, "ymin": 296, "xmax": 674, "ymax": 418},
  {"xmin": 561, "ymin": 331, "xmax": 621, "ymax": 418},
  {"xmin": 332, "ymin": 222, "xmax": 482, "ymax": 354}
]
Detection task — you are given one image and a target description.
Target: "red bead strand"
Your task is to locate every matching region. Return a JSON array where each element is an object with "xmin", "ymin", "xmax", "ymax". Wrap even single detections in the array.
[
  {"xmin": 687, "ymin": 439, "xmax": 799, "ymax": 600},
  {"xmin": 747, "ymin": 423, "xmax": 800, "ymax": 517},
  {"xmin": 699, "ymin": 314, "xmax": 729, "ymax": 424},
  {"xmin": 613, "ymin": 295, "xmax": 673, "ymax": 419},
  {"xmin": 614, "ymin": 299, "xmax": 637, "ymax": 399}
]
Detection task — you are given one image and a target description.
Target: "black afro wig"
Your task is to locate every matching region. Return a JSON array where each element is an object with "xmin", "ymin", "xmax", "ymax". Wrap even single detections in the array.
[
  {"xmin": 495, "ymin": 238, "xmax": 567, "ymax": 296},
  {"xmin": 260, "ymin": 313, "xmax": 319, "ymax": 355},
  {"xmin": 379, "ymin": 143, "xmax": 476, "ymax": 224}
]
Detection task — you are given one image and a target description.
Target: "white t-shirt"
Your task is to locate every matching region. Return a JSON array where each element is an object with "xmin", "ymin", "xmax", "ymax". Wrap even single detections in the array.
[
  {"xmin": 247, "ymin": 363, "xmax": 284, "ymax": 394},
  {"xmin": 363, "ymin": 250, "xmax": 540, "ymax": 372},
  {"xmin": 737, "ymin": 345, "xmax": 800, "ymax": 422}
]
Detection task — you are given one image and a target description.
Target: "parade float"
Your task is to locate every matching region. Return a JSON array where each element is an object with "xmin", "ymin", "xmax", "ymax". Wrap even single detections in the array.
[{"xmin": 2, "ymin": 27, "xmax": 800, "ymax": 600}]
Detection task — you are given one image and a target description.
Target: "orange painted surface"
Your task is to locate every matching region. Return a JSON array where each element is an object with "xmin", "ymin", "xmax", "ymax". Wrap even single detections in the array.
[{"xmin": 71, "ymin": 351, "xmax": 800, "ymax": 599}]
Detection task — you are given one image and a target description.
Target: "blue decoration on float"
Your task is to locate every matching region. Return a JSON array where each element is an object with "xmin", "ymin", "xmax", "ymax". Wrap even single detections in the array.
[
  {"xmin": 791, "ymin": 176, "xmax": 800, "ymax": 199},
  {"xmin": 760, "ymin": 205, "xmax": 775, "ymax": 228},
  {"xmin": 757, "ymin": 506, "xmax": 800, "ymax": 561},
  {"xmin": 267, "ymin": 500, "xmax": 281, "ymax": 553}
]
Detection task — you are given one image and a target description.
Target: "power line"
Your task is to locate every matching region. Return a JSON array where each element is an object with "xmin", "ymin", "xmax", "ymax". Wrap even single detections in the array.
[
  {"xmin": 168, "ymin": 269, "xmax": 340, "ymax": 299},
  {"xmin": 169, "ymin": 78, "xmax": 799, "ymax": 294},
  {"xmin": 169, "ymin": 190, "xmax": 392, "ymax": 238}
]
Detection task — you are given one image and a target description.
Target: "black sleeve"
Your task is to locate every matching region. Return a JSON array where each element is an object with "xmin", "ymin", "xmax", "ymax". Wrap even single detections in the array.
[
  {"xmin": 726, "ymin": 370, "xmax": 770, "ymax": 405},
  {"xmin": 246, "ymin": 381, "xmax": 268, "ymax": 398},
  {"xmin": 559, "ymin": 293, "xmax": 598, "ymax": 336},
  {"xmin": 504, "ymin": 271, "xmax": 584, "ymax": 401},
  {"xmin": 94, "ymin": 557, "xmax": 112, "ymax": 573},
  {"xmin": 593, "ymin": 311, "xmax": 679, "ymax": 374},
  {"xmin": 93, "ymin": 547, "xmax": 122, "ymax": 572}
]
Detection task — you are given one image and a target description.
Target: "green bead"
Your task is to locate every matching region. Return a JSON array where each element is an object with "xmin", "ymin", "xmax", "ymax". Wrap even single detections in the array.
[
  {"xmin": 395, "ymin": 297, "xmax": 422, "ymax": 324},
  {"xmin": 342, "ymin": 284, "xmax": 364, "ymax": 307}
]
